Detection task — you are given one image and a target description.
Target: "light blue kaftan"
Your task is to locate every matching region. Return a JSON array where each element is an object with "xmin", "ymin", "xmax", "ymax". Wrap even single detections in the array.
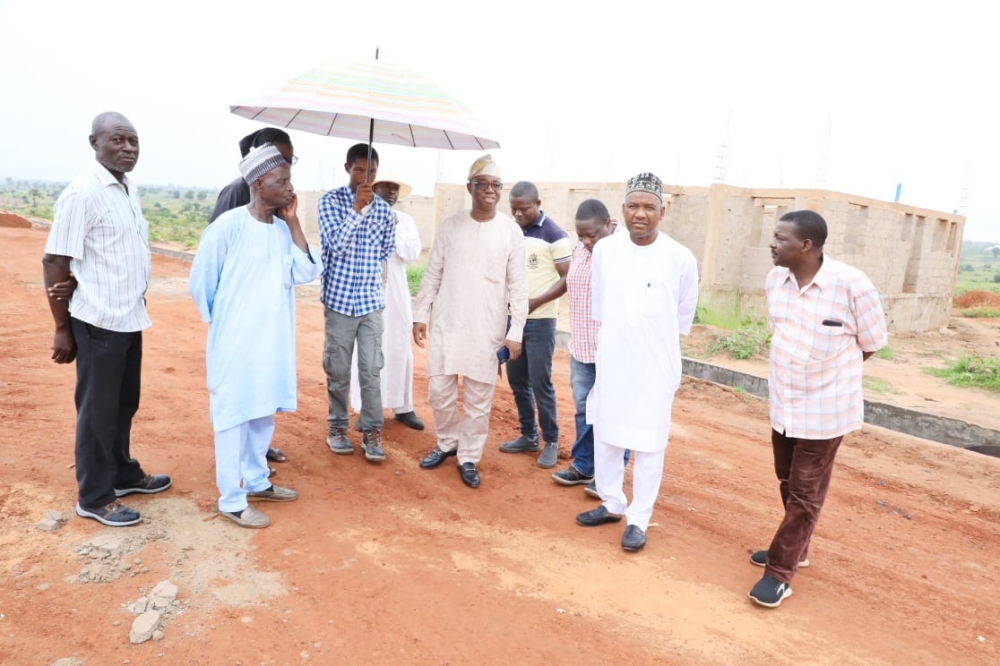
[{"xmin": 189, "ymin": 207, "xmax": 322, "ymax": 432}]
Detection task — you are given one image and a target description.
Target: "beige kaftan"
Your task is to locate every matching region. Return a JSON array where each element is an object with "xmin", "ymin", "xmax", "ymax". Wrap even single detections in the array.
[{"xmin": 413, "ymin": 209, "xmax": 528, "ymax": 386}]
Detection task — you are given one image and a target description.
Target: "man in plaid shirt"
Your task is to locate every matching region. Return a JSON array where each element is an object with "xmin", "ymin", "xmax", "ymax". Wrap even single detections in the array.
[
  {"xmin": 551, "ymin": 199, "xmax": 619, "ymax": 496},
  {"xmin": 318, "ymin": 143, "xmax": 396, "ymax": 463},
  {"xmin": 748, "ymin": 209, "xmax": 887, "ymax": 608}
]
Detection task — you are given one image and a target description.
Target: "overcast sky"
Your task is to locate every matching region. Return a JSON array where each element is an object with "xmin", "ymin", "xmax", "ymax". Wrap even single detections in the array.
[{"xmin": 0, "ymin": 0, "xmax": 996, "ymax": 240}]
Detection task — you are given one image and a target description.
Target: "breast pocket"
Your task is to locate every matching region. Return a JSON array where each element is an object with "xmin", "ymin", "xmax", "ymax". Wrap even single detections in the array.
[
  {"xmin": 640, "ymin": 279, "xmax": 674, "ymax": 317},
  {"xmin": 808, "ymin": 315, "xmax": 848, "ymax": 361}
]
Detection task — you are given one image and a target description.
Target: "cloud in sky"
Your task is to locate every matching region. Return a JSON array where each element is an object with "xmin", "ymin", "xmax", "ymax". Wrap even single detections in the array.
[{"xmin": 0, "ymin": 0, "xmax": 996, "ymax": 239}]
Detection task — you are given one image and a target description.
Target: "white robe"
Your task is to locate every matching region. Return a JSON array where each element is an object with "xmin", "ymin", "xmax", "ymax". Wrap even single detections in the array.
[
  {"xmin": 350, "ymin": 210, "xmax": 422, "ymax": 411},
  {"xmin": 413, "ymin": 209, "xmax": 528, "ymax": 386},
  {"xmin": 588, "ymin": 231, "xmax": 699, "ymax": 452},
  {"xmin": 189, "ymin": 207, "xmax": 322, "ymax": 432}
]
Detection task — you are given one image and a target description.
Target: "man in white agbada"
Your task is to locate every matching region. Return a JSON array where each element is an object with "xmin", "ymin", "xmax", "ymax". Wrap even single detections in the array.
[
  {"xmin": 189, "ymin": 143, "xmax": 321, "ymax": 529},
  {"xmin": 349, "ymin": 175, "xmax": 425, "ymax": 430},
  {"xmin": 412, "ymin": 155, "xmax": 528, "ymax": 488},
  {"xmin": 575, "ymin": 172, "xmax": 699, "ymax": 552}
]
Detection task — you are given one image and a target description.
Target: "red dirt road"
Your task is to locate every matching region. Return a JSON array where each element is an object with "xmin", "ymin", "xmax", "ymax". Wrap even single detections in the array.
[{"xmin": 2, "ymin": 225, "xmax": 999, "ymax": 665}]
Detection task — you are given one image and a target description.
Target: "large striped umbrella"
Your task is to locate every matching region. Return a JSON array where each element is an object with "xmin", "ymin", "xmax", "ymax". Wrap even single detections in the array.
[{"xmin": 230, "ymin": 57, "xmax": 500, "ymax": 151}]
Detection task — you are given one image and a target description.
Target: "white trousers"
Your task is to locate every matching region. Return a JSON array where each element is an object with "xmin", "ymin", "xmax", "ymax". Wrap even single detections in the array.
[
  {"xmin": 215, "ymin": 415, "xmax": 275, "ymax": 512},
  {"xmin": 595, "ymin": 440, "xmax": 666, "ymax": 531},
  {"xmin": 350, "ymin": 346, "xmax": 414, "ymax": 415},
  {"xmin": 428, "ymin": 375, "xmax": 496, "ymax": 465}
]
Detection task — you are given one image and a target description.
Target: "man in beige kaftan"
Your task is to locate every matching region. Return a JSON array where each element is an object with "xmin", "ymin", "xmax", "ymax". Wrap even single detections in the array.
[{"xmin": 412, "ymin": 155, "xmax": 528, "ymax": 488}]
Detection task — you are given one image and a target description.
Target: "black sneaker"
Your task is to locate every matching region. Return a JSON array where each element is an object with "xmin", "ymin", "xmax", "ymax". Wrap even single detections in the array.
[
  {"xmin": 750, "ymin": 550, "xmax": 810, "ymax": 568},
  {"xmin": 748, "ymin": 575, "xmax": 793, "ymax": 608},
  {"xmin": 76, "ymin": 500, "xmax": 141, "ymax": 527},
  {"xmin": 362, "ymin": 429, "xmax": 386, "ymax": 462},
  {"xmin": 499, "ymin": 434, "xmax": 539, "ymax": 454},
  {"xmin": 552, "ymin": 466, "xmax": 594, "ymax": 486},
  {"xmin": 114, "ymin": 474, "xmax": 172, "ymax": 498}
]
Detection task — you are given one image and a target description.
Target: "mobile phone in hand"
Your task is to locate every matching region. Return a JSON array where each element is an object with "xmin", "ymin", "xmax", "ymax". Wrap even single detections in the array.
[{"xmin": 496, "ymin": 346, "xmax": 510, "ymax": 364}]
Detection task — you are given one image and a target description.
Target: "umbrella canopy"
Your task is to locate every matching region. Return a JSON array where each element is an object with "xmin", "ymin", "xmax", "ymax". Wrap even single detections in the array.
[{"xmin": 230, "ymin": 59, "xmax": 500, "ymax": 151}]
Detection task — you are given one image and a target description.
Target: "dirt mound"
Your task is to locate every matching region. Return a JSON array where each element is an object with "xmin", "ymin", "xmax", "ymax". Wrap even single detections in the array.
[
  {"xmin": 954, "ymin": 290, "xmax": 1000, "ymax": 308},
  {"xmin": 0, "ymin": 212, "xmax": 31, "ymax": 228}
]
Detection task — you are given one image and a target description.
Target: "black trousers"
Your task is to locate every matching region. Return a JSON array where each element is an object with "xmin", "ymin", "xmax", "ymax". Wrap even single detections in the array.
[{"xmin": 71, "ymin": 318, "xmax": 146, "ymax": 508}]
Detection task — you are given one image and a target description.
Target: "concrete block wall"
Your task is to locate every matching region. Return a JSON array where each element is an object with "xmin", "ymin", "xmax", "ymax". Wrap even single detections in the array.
[{"xmin": 299, "ymin": 180, "xmax": 963, "ymax": 333}]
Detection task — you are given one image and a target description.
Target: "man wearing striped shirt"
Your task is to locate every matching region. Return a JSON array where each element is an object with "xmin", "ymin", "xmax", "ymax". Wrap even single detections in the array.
[
  {"xmin": 499, "ymin": 182, "xmax": 572, "ymax": 469},
  {"xmin": 318, "ymin": 143, "xmax": 395, "ymax": 463},
  {"xmin": 748, "ymin": 210, "xmax": 887, "ymax": 608},
  {"xmin": 42, "ymin": 112, "xmax": 171, "ymax": 528},
  {"xmin": 551, "ymin": 199, "xmax": 617, "ymax": 495}
]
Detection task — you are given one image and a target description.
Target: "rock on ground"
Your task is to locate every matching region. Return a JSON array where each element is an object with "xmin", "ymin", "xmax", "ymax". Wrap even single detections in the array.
[{"xmin": 129, "ymin": 610, "xmax": 163, "ymax": 645}]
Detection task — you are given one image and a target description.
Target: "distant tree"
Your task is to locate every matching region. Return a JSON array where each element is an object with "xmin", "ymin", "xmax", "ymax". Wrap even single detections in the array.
[
  {"xmin": 992, "ymin": 247, "xmax": 999, "ymax": 259},
  {"xmin": 184, "ymin": 190, "xmax": 194, "ymax": 200},
  {"xmin": 28, "ymin": 188, "xmax": 41, "ymax": 206},
  {"xmin": 172, "ymin": 190, "xmax": 180, "ymax": 199},
  {"xmin": 196, "ymin": 191, "xmax": 207, "ymax": 201}
]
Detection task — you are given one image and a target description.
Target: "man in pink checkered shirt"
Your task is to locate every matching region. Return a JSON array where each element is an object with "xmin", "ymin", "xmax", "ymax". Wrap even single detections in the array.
[{"xmin": 748, "ymin": 209, "xmax": 887, "ymax": 609}]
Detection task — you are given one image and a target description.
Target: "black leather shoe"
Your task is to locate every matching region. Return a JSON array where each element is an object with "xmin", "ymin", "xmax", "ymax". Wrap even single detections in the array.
[
  {"xmin": 621, "ymin": 524, "xmax": 646, "ymax": 552},
  {"xmin": 419, "ymin": 447, "xmax": 457, "ymax": 469},
  {"xmin": 575, "ymin": 505, "xmax": 623, "ymax": 527},
  {"xmin": 458, "ymin": 462, "xmax": 480, "ymax": 488},
  {"xmin": 394, "ymin": 411, "xmax": 425, "ymax": 430}
]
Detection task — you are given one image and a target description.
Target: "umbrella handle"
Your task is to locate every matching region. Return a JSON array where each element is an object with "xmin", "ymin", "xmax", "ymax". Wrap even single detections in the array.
[{"xmin": 366, "ymin": 119, "xmax": 375, "ymax": 182}]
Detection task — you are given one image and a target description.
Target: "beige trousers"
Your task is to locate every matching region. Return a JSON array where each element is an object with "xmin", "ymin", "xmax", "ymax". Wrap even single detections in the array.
[{"xmin": 428, "ymin": 375, "xmax": 496, "ymax": 465}]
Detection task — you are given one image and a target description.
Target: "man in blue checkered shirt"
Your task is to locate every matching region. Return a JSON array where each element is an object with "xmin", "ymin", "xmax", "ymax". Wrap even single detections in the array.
[{"xmin": 318, "ymin": 143, "xmax": 396, "ymax": 463}]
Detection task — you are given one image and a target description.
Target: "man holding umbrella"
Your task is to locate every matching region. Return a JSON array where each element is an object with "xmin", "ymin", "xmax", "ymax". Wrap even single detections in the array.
[{"xmin": 318, "ymin": 143, "xmax": 396, "ymax": 463}]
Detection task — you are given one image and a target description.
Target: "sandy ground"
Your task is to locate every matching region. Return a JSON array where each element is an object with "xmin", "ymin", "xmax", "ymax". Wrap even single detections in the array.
[{"xmin": 1, "ymin": 225, "xmax": 999, "ymax": 666}]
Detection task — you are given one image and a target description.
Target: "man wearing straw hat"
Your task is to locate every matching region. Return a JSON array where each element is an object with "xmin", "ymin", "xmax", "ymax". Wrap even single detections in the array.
[
  {"xmin": 349, "ymin": 173, "xmax": 425, "ymax": 431},
  {"xmin": 412, "ymin": 155, "xmax": 528, "ymax": 488},
  {"xmin": 189, "ymin": 143, "xmax": 321, "ymax": 529}
]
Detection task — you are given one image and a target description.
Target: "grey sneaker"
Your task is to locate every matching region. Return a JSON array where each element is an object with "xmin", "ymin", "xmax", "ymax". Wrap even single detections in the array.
[
  {"xmin": 327, "ymin": 427, "xmax": 353, "ymax": 455},
  {"xmin": 499, "ymin": 434, "xmax": 539, "ymax": 454},
  {"xmin": 583, "ymin": 482, "xmax": 600, "ymax": 499},
  {"xmin": 247, "ymin": 485, "xmax": 298, "ymax": 502},
  {"xmin": 362, "ymin": 429, "xmax": 386, "ymax": 462},
  {"xmin": 219, "ymin": 505, "xmax": 270, "ymax": 529},
  {"xmin": 536, "ymin": 442, "xmax": 559, "ymax": 469}
]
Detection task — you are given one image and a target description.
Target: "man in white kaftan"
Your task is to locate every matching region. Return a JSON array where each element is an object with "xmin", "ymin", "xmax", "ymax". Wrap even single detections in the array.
[
  {"xmin": 576, "ymin": 172, "xmax": 699, "ymax": 552},
  {"xmin": 189, "ymin": 144, "xmax": 321, "ymax": 529},
  {"xmin": 412, "ymin": 155, "xmax": 529, "ymax": 488},
  {"xmin": 350, "ymin": 176, "xmax": 425, "ymax": 430}
]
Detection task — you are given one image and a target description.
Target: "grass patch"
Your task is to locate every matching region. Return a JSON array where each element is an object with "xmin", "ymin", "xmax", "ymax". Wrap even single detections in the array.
[
  {"xmin": 874, "ymin": 345, "xmax": 894, "ymax": 360},
  {"xmin": 927, "ymin": 355, "xmax": 1000, "ymax": 392},
  {"xmin": 709, "ymin": 316, "xmax": 771, "ymax": 360},
  {"xmin": 863, "ymin": 377, "xmax": 900, "ymax": 394},
  {"xmin": 406, "ymin": 264, "xmax": 425, "ymax": 297},
  {"xmin": 959, "ymin": 307, "xmax": 1000, "ymax": 318}
]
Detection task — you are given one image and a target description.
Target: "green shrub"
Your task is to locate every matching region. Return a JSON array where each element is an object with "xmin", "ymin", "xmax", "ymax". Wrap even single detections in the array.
[
  {"xmin": 927, "ymin": 355, "xmax": 1000, "ymax": 392},
  {"xmin": 709, "ymin": 316, "xmax": 772, "ymax": 360},
  {"xmin": 960, "ymin": 307, "xmax": 1000, "ymax": 318},
  {"xmin": 406, "ymin": 264, "xmax": 425, "ymax": 297}
]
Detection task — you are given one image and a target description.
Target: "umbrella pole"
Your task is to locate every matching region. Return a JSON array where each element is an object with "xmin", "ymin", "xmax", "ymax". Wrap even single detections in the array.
[{"xmin": 366, "ymin": 47, "xmax": 379, "ymax": 182}]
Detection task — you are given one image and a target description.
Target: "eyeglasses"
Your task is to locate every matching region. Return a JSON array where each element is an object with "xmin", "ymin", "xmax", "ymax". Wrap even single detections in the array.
[
  {"xmin": 472, "ymin": 179, "xmax": 503, "ymax": 191},
  {"xmin": 285, "ymin": 155, "xmax": 299, "ymax": 165}
]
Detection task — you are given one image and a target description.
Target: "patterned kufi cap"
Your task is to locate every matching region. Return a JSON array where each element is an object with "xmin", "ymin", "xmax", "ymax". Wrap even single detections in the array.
[
  {"xmin": 626, "ymin": 172, "xmax": 663, "ymax": 201},
  {"xmin": 468, "ymin": 154, "xmax": 502, "ymax": 181},
  {"xmin": 239, "ymin": 143, "xmax": 286, "ymax": 185}
]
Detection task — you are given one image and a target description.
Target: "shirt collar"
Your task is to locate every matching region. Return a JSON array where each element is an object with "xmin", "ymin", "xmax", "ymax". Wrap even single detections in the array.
[
  {"xmin": 779, "ymin": 254, "xmax": 831, "ymax": 291},
  {"xmin": 93, "ymin": 161, "xmax": 131, "ymax": 189},
  {"xmin": 532, "ymin": 211, "xmax": 546, "ymax": 228}
]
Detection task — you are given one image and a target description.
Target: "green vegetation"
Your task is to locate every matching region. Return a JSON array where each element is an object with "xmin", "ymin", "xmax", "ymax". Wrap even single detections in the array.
[
  {"xmin": 1, "ymin": 178, "xmax": 217, "ymax": 249},
  {"xmin": 927, "ymin": 355, "xmax": 1000, "ymax": 392},
  {"xmin": 695, "ymin": 289, "xmax": 765, "ymax": 330},
  {"xmin": 955, "ymin": 240, "xmax": 1000, "ymax": 296},
  {"xmin": 874, "ymin": 345, "xmax": 894, "ymax": 360},
  {"xmin": 709, "ymin": 316, "xmax": 772, "ymax": 360},
  {"xmin": 406, "ymin": 264, "xmax": 425, "ymax": 297},
  {"xmin": 959, "ymin": 307, "xmax": 1000, "ymax": 318},
  {"xmin": 863, "ymin": 376, "xmax": 900, "ymax": 394}
]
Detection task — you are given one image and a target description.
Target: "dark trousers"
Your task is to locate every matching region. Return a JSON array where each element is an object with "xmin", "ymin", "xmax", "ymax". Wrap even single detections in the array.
[
  {"xmin": 765, "ymin": 428, "xmax": 843, "ymax": 584},
  {"xmin": 506, "ymin": 318, "xmax": 559, "ymax": 444},
  {"xmin": 71, "ymin": 318, "xmax": 146, "ymax": 509}
]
